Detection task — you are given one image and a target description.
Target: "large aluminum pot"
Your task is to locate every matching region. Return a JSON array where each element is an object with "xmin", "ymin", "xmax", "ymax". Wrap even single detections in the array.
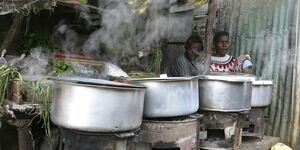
[
  {"xmin": 130, "ymin": 77, "xmax": 199, "ymax": 117},
  {"xmin": 251, "ymin": 80, "xmax": 273, "ymax": 107},
  {"xmin": 197, "ymin": 73, "xmax": 255, "ymax": 112},
  {"xmin": 50, "ymin": 77, "xmax": 146, "ymax": 132}
]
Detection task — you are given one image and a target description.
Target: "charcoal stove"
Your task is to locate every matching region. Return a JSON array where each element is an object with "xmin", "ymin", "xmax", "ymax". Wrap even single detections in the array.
[
  {"xmin": 199, "ymin": 111, "xmax": 247, "ymax": 150},
  {"xmin": 60, "ymin": 128, "xmax": 143, "ymax": 150},
  {"xmin": 243, "ymin": 107, "xmax": 268, "ymax": 139},
  {"xmin": 242, "ymin": 80, "xmax": 273, "ymax": 140},
  {"xmin": 136, "ymin": 114, "xmax": 201, "ymax": 150}
]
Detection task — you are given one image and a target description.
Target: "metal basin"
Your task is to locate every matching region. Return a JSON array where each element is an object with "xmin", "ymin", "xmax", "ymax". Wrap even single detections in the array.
[
  {"xmin": 130, "ymin": 77, "xmax": 199, "ymax": 117},
  {"xmin": 197, "ymin": 73, "xmax": 255, "ymax": 112},
  {"xmin": 50, "ymin": 77, "xmax": 146, "ymax": 132},
  {"xmin": 251, "ymin": 80, "xmax": 273, "ymax": 107}
]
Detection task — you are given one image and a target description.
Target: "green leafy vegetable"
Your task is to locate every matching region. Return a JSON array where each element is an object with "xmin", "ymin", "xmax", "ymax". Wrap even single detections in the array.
[{"xmin": 49, "ymin": 60, "xmax": 75, "ymax": 76}]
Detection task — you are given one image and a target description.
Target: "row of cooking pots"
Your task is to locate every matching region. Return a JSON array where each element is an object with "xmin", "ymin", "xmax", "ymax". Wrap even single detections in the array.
[{"xmin": 49, "ymin": 73, "xmax": 273, "ymax": 133}]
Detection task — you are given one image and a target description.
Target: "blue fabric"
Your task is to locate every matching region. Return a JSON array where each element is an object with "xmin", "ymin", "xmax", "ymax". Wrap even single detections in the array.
[{"xmin": 243, "ymin": 60, "xmax": 252, "ymax": 69}]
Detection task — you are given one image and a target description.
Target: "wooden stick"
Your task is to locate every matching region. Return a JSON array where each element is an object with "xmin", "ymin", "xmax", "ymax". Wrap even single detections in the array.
[
  {"xmin": 0, "ymin": 13, "xmax": 25, "ymax": 52},
  {"xmin": 205, "ymin": 0, "xmax": 218, "ymax": 58}
]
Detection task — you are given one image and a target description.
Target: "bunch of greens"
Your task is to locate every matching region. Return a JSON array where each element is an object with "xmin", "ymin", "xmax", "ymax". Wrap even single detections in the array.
[
  {"xmin": 27, "ymin": 80, "xmax": 52, "ymax": 137},
  {"xmin": 18, "ymin": 32, "xmax": 62, "ymax": 55},
  {"xmin": 0, "ymin": 65, "xmax": 22, "ymax": 127},
  {"xmin": 49, "ymin": 60, "xmax": 75, "ymax": 76},
  {"xmin": 149, "ymin": 48, "xmax": 162, "ymax": 74},
  {"xmin": 0, "ymin": 65, "xmax": 22, "ymax": 105}
]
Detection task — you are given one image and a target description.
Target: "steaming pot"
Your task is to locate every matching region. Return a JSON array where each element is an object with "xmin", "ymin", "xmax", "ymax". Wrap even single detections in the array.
[
  {"xmin": 50, "ymin": 77, "xmax": 146, "ymax": 132},
  {"xmin": 251, "ymin": 80, "xmax": 273, "ymax": 107},
  {"xmin": 197, "ymin": 72, "xmax": 255, "ymax": 112},
  {"xmin": 130, "ymin": 77, "xmax": 199, "ymax": 117}
]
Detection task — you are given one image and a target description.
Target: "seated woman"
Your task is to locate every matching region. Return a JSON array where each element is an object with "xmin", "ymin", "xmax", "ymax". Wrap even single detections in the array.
[
  {"xmin": 210, "ymin": 31, "xmax": 251, "ymax": 72},
  {"xmin": 167, "ymin": 34, "xmax": 205, "ymax": 77}
]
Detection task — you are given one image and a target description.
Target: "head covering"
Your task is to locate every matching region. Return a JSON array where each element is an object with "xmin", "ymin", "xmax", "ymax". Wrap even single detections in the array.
[{"xmin": 243, "ymin": 60, "xmax": 253, "ymax": 69}]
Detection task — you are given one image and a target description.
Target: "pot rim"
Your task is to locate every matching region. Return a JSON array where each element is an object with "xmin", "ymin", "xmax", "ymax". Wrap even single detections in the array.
[
  {"xmin": 129, "ymin": 76, "xmax": 197, "ymax": 82},
  {"xmin": 253, "ymin": 80, "xmax": 273, "ymax": 85},
  {"xmin": 195, "ymin": 72, "xmax": 256, "ymax": 82},
  {"xmin": 49, "ymin": 76, "xmax": 146, "ymax": 89},
  {"xmin": 53, "ymin": 80, "xmax": 147, "ymax": 90}
]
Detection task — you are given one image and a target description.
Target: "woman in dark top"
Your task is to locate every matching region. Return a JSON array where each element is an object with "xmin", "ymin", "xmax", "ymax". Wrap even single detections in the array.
[{"xmin": 167, "ymin": 34, "xmax": 205, "ymax": 77}]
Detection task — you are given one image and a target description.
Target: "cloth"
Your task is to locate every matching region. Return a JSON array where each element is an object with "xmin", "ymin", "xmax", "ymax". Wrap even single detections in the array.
[
  {"xmin": 210, "ymin": 54, "xmax": 238, "ymax": 72},
  {"xmin": 242, "ymin": 60, "xmax": 253, "ymax": 69},
  {"xmin": 167, "ymin": 54, "xmax": 199, "ymax": 77},
  {"xmin": 236, "ymin": 54, "xmax": 251, "ymax": 72}
]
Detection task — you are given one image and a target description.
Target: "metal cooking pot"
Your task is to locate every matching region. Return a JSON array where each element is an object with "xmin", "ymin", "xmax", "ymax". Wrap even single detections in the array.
[
  {"xmin": 50, "ymin": 77, "xmax": 146, "ymax": 132},
  {"xmin": 251, "ymin": 80, "xmax": 273, "ymax": 107},
  {"xmin": 130, "ymin": 77, "xmax": 199, "ymax": 117},
  {"xmin": 197, "ymin": 72, "xmax": 255, "ymax": 112}
]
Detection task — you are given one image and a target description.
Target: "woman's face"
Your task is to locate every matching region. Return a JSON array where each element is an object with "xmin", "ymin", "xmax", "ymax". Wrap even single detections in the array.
[
  {"xmin": 187, "ymin": 43, "xmax": 203, "ymax": 60},
  {"xmin": 215, "ymin": 35, "xmax": 230, "ymax": 56}
]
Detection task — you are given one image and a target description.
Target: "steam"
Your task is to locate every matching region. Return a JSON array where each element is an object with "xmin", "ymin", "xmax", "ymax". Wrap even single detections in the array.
[
  {"xmin": 9, "ymin": 47, "xmax": 49, "ymax": 77},
  {"xmin": 51, "ymin": 0, "xmax": 190, "ymax": 67}
]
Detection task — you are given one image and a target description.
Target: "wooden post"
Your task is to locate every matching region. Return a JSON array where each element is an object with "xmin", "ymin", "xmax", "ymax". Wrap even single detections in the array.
[
  {"xmin": 0, "ymin": 13, "xmax": 25, "ymax": 52},
  {"xmin": 17, "ymin": 125, "xmax": 33, "ymax": 150},
  {"xmin": 205, "ymin": 0, "xmax": 218, "ymax": 58},
  {"xmin": 7, "ymin": 119, "xmax": 33, "ymax": 150},
  {"xmin": 233, "ymin": 114, "xmax": 243, "ymax": 150}
]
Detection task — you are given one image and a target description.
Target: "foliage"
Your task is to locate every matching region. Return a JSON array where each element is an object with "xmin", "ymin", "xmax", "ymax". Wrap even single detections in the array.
[
  {"xmin": 18, "ymin": 32, "xmax": 62, "ymax": 55},
  {"xmin": 32, "ymin": 0, "xmax": 57, "ymax": 13},
  {"xmin": 149, "ymin": 48, "xmax": 162, "ymax": 74}
]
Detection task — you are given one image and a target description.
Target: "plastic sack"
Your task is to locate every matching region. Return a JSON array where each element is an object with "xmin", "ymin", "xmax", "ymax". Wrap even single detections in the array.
[{"xmin": 103, "ymin": 62, "xmax": 128, "ymax": 77}]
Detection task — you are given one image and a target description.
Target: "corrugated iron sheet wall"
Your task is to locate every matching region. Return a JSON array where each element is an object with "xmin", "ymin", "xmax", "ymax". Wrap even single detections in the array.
[{"xmin": 232, "ymin": 0, "xmax": 298, "ymax": 147}]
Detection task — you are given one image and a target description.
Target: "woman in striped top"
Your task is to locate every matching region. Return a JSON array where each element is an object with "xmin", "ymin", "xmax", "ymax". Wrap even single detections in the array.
[{"xmin": 167, "ymin": 34, "xmax": 205, "ymax": 77}]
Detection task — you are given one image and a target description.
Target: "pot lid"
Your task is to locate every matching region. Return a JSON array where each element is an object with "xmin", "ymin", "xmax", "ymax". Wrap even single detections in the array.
[
  {"xmin": 129, "ymin": 76, "xmax": 197, "ymax": 82},
  {"xmin": 196, "ymin": 72, "xmax": 256, "ymax": 82},
  {"xmin": 253, "ymin": 80, "xmax": 273, "ymax": 85},
  {"xmin": 48, "ymin": 76, "xmax": 146, "ymax": 89}
]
